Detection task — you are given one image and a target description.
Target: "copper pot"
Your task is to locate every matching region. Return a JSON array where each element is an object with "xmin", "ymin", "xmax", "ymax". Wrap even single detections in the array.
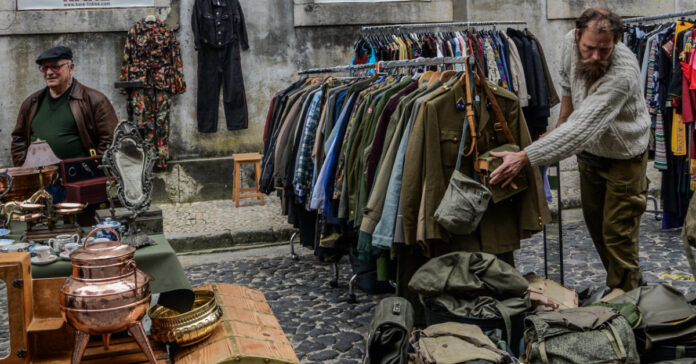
[
  {"xmin": 0, "ymin": 165, "xmax": 57, "ymax": 202},
  {"xmin": 60, "ymin": 227, "xmax": 157, "ymax": 364}
]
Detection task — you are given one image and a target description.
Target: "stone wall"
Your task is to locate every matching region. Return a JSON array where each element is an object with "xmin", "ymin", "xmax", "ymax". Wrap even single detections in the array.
[{"xmin": 1, "ymin": 0, "xmax": 695, "ymax": 202}]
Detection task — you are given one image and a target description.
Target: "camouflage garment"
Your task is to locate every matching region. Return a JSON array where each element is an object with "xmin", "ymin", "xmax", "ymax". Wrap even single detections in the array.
[{"xmin": 120, "ymin": 18, "xmax": 186, "ymax": 167}]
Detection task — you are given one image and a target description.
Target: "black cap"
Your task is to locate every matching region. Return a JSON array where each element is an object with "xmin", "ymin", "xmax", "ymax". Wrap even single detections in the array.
[{"xmin": 35, "ymin": 46, "xmax": 73, "ymax": 65}]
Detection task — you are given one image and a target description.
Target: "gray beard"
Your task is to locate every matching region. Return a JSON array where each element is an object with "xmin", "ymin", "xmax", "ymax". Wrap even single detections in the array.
[{"xmin": 574, "ymin": 46, "xmax": 612, "ymax": 92}]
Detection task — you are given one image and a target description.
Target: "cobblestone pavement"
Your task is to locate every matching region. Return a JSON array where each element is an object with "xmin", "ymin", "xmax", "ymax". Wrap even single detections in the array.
[{"xmin": 182, "ymin": 211, "xmax": 694, "ymax": 364}]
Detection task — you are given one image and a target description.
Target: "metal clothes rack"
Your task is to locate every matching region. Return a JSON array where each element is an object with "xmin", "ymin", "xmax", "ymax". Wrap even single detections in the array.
[
  {"xmin": 292, "ymin": 55, "xmax": 473, "ymax": 303},
  {"xmin": 297, "ymin": 56, "xmax": 471, "ymax": 75},
  {"xmin": 624, "ymin": 9, "xmax": 696, "ymax": 24},
  {"xmin": 361, "ymin": 20, "xmax": 527, "ymax": 32}
]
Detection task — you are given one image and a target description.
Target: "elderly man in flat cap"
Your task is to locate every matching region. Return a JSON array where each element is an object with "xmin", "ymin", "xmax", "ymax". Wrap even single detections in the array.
[{"xmin": 11, "ymin": 46, "xmax": 118, "ymax": 166}]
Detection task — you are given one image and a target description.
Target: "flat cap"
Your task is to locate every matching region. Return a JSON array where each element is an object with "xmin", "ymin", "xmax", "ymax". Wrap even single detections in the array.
[{"xmin": 35, "ymin": 46, "xmax": 73, "ymax": 65}]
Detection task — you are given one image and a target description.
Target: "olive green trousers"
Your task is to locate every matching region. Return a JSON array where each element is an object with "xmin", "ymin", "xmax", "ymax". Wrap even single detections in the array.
[{"xmin": 578, "ymin": 150, "xmax": 648, "ymax": 291}]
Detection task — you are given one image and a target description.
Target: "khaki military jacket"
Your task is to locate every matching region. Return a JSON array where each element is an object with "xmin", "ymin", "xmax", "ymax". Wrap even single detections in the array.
[{"xmin": 400, "ymin": 80, "xmax": 551, "ymax": 256}]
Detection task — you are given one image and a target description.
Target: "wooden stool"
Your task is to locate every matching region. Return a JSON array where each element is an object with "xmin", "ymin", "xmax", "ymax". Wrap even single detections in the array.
[{"xmin": 232, "ymin": 152, "xmax": 265, "ymax": 208}]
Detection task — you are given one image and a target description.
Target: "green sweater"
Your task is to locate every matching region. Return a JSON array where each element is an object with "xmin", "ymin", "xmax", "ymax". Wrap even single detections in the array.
[{"xmin": 30, "ymin": 86, "xmax": 87, "ymax": 160}]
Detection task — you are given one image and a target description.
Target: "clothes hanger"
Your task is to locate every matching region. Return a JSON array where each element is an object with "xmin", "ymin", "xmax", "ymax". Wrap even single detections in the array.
[
  {"xmin": 440, "ymin": 69, "xmax": 457, "ymax": 82},
  {"xmin": 427, "ymin": 69, "xmax": 442, "ymax": 86},
  {"xmin": 145, "ymin": 14, "xmax": 157, "ymax": 22}
]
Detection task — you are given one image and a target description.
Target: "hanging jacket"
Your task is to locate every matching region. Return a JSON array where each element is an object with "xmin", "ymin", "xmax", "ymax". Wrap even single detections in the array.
[
  {"xmin": 191, "ymin": 0, "xmax": 249, "ymax": 50},
  {"xmin": 120, "ymin": 18, "xmax": 186, "ymax": 95},
  {"xmin": 400, "ymin": 79, "xmax": 551, "ymax": 256}
]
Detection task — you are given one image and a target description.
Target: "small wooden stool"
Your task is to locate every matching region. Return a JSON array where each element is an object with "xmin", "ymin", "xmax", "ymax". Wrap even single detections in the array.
[{"xmin": 232, "ymin": 152, "xmax": 265, "ymax": 208}]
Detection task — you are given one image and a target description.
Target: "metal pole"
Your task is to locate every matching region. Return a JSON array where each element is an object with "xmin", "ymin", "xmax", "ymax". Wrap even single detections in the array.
[
  {"xmin": 298, "ymin": 56, "xmax": 470, "ymax": 75},
  {"xmin": 557, "ymin": 162, "xmax": 564, "ymax": 286},
  {"xmin": 361, "ymin": 20, "xmax": 527, "ymax": 32},
  {"xmin": 624, "ymin": 9, "xmax": 696, "ymax": 23}
]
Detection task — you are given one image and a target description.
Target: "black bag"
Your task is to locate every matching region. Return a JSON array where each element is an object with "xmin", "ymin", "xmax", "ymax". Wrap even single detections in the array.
[{"xmin": 363, "ymin": 297, "xmax": 414, "ymax": 364}]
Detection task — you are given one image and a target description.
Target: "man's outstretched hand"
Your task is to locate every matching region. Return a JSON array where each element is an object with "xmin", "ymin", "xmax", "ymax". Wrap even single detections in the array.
[{"xmin": 489, "ymin": 150, "xmax": 529, "ymax": 187}]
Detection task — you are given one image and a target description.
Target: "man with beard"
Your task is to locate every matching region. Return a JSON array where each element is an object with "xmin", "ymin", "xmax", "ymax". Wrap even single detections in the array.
[
  {"xmin": 11, "ymin": 46, "xmax": 118, "ymax": 166},
  {"xmin": 489, "ymin": 7, "xmax": 651, "ymax": 291}
]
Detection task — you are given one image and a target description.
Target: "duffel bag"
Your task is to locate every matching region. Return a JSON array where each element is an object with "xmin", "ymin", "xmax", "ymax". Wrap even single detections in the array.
[{"xmin": 524, "ymin": 306, "xmax": 639, "ymax": 364}]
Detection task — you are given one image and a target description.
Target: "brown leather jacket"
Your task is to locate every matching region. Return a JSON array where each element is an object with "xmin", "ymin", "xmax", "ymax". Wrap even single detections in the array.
[{"xmin": 11, "ymin": 79, "xmax": 118, "ymax": 166}]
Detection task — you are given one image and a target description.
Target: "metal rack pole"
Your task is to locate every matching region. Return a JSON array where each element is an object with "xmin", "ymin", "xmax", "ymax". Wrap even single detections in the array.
[
  {"xmin": 298, "ymin": 56, "xmax": 470, "ymax": 75},
  {"xmin": 361, "ymin": 20, "xmax": 527, "ymax": 32},
  {"xmin": 624, "ymin": 9, "xmax": 696, "ymax": 23}
]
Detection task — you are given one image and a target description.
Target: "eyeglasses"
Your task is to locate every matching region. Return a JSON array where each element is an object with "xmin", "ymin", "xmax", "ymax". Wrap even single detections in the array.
[{"xmin": 38, "ymin": 62, "xmax": 71, "ymax": 73}]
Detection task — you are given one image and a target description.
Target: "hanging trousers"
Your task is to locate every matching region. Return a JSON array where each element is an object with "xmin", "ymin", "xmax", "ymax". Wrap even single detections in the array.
[
  {"xmin": 133, "ymin": 88, "xmax": 171, "ymax": 168},
  {"xmin": 578, "ymin": 150, "xmax": 648, "ymax": 291},
  {"xmin": 197, "ymin": 43, "xmax": 248, "ymax": 132}
]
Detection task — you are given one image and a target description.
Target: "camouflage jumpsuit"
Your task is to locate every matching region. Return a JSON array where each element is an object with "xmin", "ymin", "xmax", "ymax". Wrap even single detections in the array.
[{"xmin": 120, "ymin": 18, "xmax": 186, "ymax": 168}]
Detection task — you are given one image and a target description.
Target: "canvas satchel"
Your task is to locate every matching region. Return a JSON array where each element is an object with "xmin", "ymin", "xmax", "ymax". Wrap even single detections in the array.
[
  {"xmin": 434, "ymin": 57, "xmax": 492, "ymax": 235},
  {"xmin": 411, "ymin": 322, "xmax": 513, "ymax": 364},
  {"xmin": 477, "ymin": 144, "xmax": 529, "ymax": 203},
  {"xmin": 363, "ymin": 297, "xmax": 414, "ymax": 364}
]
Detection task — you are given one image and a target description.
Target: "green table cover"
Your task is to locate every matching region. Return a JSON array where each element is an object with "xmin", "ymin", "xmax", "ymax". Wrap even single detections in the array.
[{"xmin": 8, "ymin": 228, "xmax": 190, "ymax": 294}]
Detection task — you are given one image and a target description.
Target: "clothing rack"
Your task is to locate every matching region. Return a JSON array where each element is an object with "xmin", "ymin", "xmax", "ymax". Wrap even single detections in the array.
[
  {"xmin": 624, "ymin": 9, "xmax": 696, "ymax": 24},
  {"xmin": 297, "ymin": 56, "xmax": 471, "ymax": 75},
  {"xmin": 361, "ymin": 20, "xmax": 527, "ymax": 32}
]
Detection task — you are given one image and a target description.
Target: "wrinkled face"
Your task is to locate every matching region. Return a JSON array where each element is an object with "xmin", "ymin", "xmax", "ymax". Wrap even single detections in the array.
[{"xmin": 39, "ymin": 59, "xmax": 74, "ymax": 90}]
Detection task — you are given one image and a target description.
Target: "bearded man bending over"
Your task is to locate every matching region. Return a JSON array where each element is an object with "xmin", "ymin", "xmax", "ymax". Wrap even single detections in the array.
[{"xmin": 489, "ymin": 7, "xmax": 651, "ymax": 291}]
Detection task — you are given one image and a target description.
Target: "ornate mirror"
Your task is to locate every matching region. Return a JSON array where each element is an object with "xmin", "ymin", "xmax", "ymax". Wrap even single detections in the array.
[{"xmin": 102, "ymin": 121, "xmax": 156, "ymax": 246}]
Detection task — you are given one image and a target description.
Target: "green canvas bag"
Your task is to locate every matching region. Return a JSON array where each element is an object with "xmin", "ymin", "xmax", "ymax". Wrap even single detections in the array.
[
  {"xmin": 363, "ymin": 297, "xmax": 414, "ymax": 364},
  {"xmin": 524, "ymin": 306, "xmax": 640, "ymax": 364},
  {"xmin": 477, "ymin": 144, "xmax": 529, "ymax": 203}
]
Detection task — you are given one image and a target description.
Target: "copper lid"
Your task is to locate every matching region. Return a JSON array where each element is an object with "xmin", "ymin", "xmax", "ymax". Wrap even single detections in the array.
[
  {"xmin": 71, "ymin": 241, "xmax": 135, "ymax": 262},
  {"xmin": 71, "ymin": 227, "xmax": 134, "ymax": 262}
]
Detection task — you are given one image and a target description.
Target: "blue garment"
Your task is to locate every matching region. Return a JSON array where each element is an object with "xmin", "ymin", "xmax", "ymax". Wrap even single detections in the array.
[
  {"xmin": 495, "ymin": 33, "xmax": 512, "ymax": 91},
  {"xmin": 293, "ymin": 90, "xmax": 323, "ymax": 202},
  {"xmin": 322, "ymin": 93, "xmax": 358, "ymax": 217}
]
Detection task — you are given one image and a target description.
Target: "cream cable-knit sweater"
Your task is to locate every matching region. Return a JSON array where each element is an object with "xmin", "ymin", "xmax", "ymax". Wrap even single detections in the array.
[{"xmin": 524, "ymin": 30, "xmax": 651, "ymax": 166}]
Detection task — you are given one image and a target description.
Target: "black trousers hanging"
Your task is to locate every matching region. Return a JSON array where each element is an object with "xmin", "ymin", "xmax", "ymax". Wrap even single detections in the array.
[{"xmin": 196, "ymin": 43, "xmax": 248, "ymax": 132}]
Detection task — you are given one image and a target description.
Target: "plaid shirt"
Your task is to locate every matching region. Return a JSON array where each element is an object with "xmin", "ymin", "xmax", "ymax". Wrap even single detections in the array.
[{"xmin": 293, "ymin": 90, "xmax": 323, "ymax": 202}]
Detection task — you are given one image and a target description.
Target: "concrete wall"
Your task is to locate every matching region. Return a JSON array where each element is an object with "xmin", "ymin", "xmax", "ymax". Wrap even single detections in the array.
[{"xmin": 1, "ymin": 0, "xmax": 696, "ymax": 202}]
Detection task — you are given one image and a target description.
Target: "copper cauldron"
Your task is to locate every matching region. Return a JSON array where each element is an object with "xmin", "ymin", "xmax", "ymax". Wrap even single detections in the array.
[{"xmin": 60, "ymin": 227, "xmax": 157, "ymax": 364}]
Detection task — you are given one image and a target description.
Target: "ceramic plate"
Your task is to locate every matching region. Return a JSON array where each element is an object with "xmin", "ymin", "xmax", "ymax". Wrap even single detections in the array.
[
  {"xmin": 59, "ymin": 252, "xmax": 73, "ymax": 261},
  {"xmin": 31, "ymin": 255, "xmax": 58, "ymax": 265},
  {"xmin": 0, "ymin": 239, "xmax": 14, "ymax": 246},
  {"xmin": 0, "ymin": 228, "xmax": 10, "ymax": 237}
]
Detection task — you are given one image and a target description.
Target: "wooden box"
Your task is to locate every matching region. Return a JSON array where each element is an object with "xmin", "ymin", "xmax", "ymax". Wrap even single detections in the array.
[
  {"xmin": 173, "ymin": 284, "xmax": 300, "ymax": 364},
  {"xmin": 96, "ymin": 207, "xmax": 164, "ymax": 235},
  {"xmin": 64, "ymin": 177, "xmax": 109, "ymax": 205},
  {"xmin": 60, "ymin": 156, "xmax": 106, "ymax": 184}
]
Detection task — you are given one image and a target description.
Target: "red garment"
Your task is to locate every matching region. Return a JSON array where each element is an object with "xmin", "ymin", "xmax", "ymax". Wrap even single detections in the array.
[{"xmin": 263, "ymin": 93, "xmax": 279, "ymax": 148}]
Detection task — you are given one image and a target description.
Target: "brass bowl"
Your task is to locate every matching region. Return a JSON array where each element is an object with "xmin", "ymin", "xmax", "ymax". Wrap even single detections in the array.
[{"xmin": 148, "ymin": 290, "xmax": 223, "ymax": 347}]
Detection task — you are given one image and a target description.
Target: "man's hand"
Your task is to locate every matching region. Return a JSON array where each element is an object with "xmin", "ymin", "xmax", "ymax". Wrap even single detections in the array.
[{"xmin": 489, "ymin": 150, "xmax": 530, "ymax": 187}]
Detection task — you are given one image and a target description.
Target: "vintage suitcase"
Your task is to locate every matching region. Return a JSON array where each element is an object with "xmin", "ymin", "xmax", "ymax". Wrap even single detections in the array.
[{"xmin": 174, "ymin": 283, "xmax": 300, "ymax": 364}]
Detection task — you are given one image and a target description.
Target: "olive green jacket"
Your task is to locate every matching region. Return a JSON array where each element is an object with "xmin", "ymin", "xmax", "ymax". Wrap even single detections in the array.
[{"xmin": 400, "ymin": 81, "xmax": 551, "ymax": 256}]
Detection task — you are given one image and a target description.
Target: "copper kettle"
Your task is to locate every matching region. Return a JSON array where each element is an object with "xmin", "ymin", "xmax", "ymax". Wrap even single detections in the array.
[{"xmin": 60, "ymin": 227, "xmax": 157, "ymax": 364}]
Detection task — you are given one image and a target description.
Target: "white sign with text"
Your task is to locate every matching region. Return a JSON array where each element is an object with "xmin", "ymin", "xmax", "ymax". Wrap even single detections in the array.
[{"xmin": 18, "ymin": 0, "xmax": 155, "ymax": 10}]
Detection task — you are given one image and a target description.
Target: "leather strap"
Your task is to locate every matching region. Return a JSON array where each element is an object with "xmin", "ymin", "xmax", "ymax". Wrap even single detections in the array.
[
  {"xmin": 461, "ymin": 56, "xmax": 478, "ymax": 159},
  {"xmin": 473, "ymin": 57, "xmax": 516, "ymax": 145},
  {"xmin": 539, "ymin": 340, "xmax": 550, "ymax": 364}
]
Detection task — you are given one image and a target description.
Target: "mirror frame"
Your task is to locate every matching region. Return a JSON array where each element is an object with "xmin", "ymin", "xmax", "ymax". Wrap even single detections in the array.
[{"xmin": 102, "ymin": 121, "xmax": 156, "ymax": 218}]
